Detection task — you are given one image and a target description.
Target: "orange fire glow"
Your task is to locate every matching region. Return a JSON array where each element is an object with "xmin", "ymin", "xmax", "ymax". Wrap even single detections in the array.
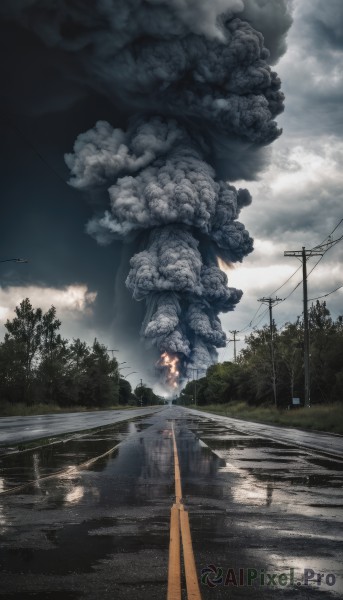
[
  {"xmin": 158, "ymin": 352, "xmax": 180, "ymax": 388},
  {"xmin": 216, "ymin": 257, "xmax": 234, "ymax": 271}
]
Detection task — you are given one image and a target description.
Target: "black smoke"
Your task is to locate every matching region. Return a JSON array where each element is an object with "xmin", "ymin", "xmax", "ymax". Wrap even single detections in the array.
[{"xmin": 0, "ymin": 0, "xmax": 292, "ymax": 382}]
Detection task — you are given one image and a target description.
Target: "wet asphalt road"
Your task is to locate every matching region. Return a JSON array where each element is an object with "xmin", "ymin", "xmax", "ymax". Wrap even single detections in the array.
[
  {"xmin": 0, "ymin": 406, "xmax": 342, "ymax": 599},
  {"xmin": 0, "ymin": 407, "xmax": 164, "ymax": 446}
]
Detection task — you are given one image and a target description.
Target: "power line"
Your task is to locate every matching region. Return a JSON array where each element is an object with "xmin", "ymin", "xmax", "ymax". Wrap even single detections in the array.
[
  {"xmin": 269, "ymin": 263, "xmax": 302, "ymax": 296},
  {"xmin": 280, "ymin": 240, "xmax": 336, "ymax": 303},
  {"xmin": 229, "ymin": 330, "xmax": 241, "ymax": 362},
  {"xmin": 308, "ymin": 283, "xmax": 343, "ymax": 302},
  {"xmin": 312, "ymin": 217, "xmax": 343, "ymax": 249},
  {"xmin": 284, "ymin": 245, "xmax": 325, "ymax": 408},
  {"xmin": 257, "ymin": 297, "xmax": 282, "ymax": 407},
  {"xmin": 229, "ymin": 219, "xmax": 343, "ymax": 339}
]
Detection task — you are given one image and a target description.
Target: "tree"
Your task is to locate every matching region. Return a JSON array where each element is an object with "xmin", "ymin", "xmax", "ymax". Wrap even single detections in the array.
[
  {"xmin": 3, "ymin": 298, "xmax": 43, "ymax": 403},
  {"xmin": 0, "ymin": 299, "xmax": 122, "ymax": 410},
  {"xmin": 79, "ymin": 339, "xmax": 119, "ymax": 407},
  {"xmin": 134, "ymin": 383, "xmax": 160, "ymax": 406},
  {"xmin": 309, "ymin": 302, "xmax": 340, "ymax": 403},
  {"xmin": 238, "ymin": 326, "xmax": 277, "ymax": 404},
  {"xmin": 277, "ymin": 320, "xmax": 304, "ymax": 406},
  {"xmin": 118, "ymin": 378, "xmax": 134, "ymax": 405},
  {"xmin": 36, "ymin": 306, "xmax": 69, "ymax": 404}
]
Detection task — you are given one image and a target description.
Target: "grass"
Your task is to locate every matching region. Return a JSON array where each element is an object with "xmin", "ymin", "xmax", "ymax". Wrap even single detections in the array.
[
  {"xmin": 0, "ymin": 402, "xmax": 139, "ymax": 418},
  {"xmin": 191, "ymin": 402, "xmax": 343, "ymax": 435}
]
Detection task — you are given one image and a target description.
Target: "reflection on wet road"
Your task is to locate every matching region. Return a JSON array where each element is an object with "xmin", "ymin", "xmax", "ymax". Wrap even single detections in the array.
[
  {"xmin": 0, "ymin": 407, "xmax": 342, "ymax": 599},
  {"xmin": 0, "ymin": 407, "xmax": 163, "ymax": 446}
]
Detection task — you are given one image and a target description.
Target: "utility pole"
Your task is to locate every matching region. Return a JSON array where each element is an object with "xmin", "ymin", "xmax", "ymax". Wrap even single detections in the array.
[
  {"xmin": 284, "ymin": 246, "xmax": 323, "ymax": 408},
  {"xmin": 140, "ymin": 378, "xmax": 143, "ymax": 407},
  {"xmin": 189, "ymin": 368, "xmax": 206, "ymax": 406},
  {"xmin": 229, "ymin": 330, "xmax": 241, "ymax": 362},
  {"xmin": 257, "ymin": 297, "xmax": 282, "ymax": 407}
]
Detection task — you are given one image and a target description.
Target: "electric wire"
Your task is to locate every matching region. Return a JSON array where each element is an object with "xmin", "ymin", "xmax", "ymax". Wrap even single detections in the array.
[
  {"xmin": 311, "ymin": 217, "xmax": 343, "ymax": 250},
  {"xmin": 308, "ymin": 284, "xmax": 343, "ymax": 302},
  {"xmin": 236, "ymin": 219, "xmax": 343, "ymax": 336}
]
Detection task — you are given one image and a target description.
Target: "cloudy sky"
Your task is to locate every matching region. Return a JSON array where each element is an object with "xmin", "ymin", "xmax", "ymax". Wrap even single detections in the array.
[
  {"xmin": 0, "ymin": 0, "xmax": 342, "ymax": 387},
  {"xmin": 219, "ymin": 0, "xmax": 343, "ymax": 361}
]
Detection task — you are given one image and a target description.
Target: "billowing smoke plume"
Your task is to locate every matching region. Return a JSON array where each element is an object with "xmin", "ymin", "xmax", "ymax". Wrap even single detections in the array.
[
  {"xmin": 1, "ymin": 0, "xmax": 291, "ymax": 383},
  {"xmin": 65, "ymin": 117, "xmax": 255, "ymax": 377}
]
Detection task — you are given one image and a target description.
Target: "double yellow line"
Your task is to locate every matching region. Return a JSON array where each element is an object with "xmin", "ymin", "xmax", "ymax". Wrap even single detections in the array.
[{"xmin": 167, "ymin": 423, "xmax": 202, "ymax": 600}]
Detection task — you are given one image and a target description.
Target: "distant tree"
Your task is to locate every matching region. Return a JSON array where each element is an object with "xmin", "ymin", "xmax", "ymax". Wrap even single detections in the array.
[
  {"xmin": 0, "ymin": 337, "xmax": 26, "ymax": 403},
  {"xmin": 134, "ymin": 383, "xmax": 160, "ymax": 406},
  {"xmin": 0, "ymin": 299, "xmax": 122, "ymax": 410},
  {"xmin": 239, "ymin": 326, "xmax": 276, "ymax": 404},
  {"xmin": 67, "ymin": 339, "xmax": 91, "ymax": 406},
  {"xmin": 3, "ymin": 298, "xmax": 43, "ymax": 403},
  {"xmin": 277, "ymin": 320, "xmax": 304, "ymax": 406},
  {"xmin": 309, "ymin": 301, "xmax": 341, "ymax": 403},
  {"xmin": 79, "ymin": 339, "xmax": 119, "ymax": 407},
  {"xmin": 179, "ymin": 300, "xmax": 343, "ymax": 409},
  {"xmin": 36, "ymin": 306, "xmax": 69, "ymax": 404},
  {"xmin": 118, "ymin": 378, "xmax": 134, "ymax": 405}
]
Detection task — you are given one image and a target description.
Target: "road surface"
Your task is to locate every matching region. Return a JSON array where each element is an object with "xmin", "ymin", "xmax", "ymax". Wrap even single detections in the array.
[
  {"xmin": 0, "ymin": 406, "xmax": 342, "ymax": 599},
  {"xmin": 0, "ymin": 407, "xmax": 163, "ymax": 447},
  {"xmin": 189, "ymin": 407, "xmax": 343, "ymax": 457}
]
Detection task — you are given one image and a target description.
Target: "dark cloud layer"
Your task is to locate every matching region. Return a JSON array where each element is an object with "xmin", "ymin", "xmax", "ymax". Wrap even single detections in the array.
[{"xmin": 278, "ymin": 0, "xmax": 343, "ymax": 137}]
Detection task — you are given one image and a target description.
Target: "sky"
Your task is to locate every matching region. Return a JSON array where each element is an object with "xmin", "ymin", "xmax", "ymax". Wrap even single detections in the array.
[{"xmin": 0, "ymin": 0, "xmax": 342, "ymax": 389}]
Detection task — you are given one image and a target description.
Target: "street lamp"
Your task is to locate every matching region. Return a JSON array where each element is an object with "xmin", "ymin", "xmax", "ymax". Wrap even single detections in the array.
[
  {"xmin": 123, "ymin": 371, "xmax": 137, "ymax": 378},
  {"xmin": 0, "ymin": 258, "xmax": 28, "ymax": 263}
]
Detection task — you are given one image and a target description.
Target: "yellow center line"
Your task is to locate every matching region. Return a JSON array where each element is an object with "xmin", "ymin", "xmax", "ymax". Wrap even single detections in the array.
[
  {"xmin": 167, "ymin": 423, "xmax": 202, "ymax": 600},
  {"xmin": 172, "ymin": 423, "xmax": 183, "ymax": 504},
  {"xmin": 167, "ymin": 504, "xmax": 181, "ymax": 600}
]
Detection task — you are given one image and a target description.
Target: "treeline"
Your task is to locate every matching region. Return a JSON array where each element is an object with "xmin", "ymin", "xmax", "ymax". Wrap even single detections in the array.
[
  {"xmin": 0, "ymin": 298, "xmax": 162, "ymax": 408},
  {"xmin": 180, "ymin": 301, "xmax": 343, "ymax": 408}
]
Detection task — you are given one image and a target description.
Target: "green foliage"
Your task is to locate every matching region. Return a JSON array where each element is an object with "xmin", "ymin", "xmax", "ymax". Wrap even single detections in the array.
[
  {"xmin": 0, "ymin": 298, "xmax": 121, "ymax": 409},
  {"xmin": 134, "ymin": 383, "xmax": 163, "ymax": 406},
  {"xmin": 118, "ymin": 378, "xmax": 135, "ymax": 405},
  {"xmin": 195, "ymin": 402, "xmax": 343, "ymax": 435},
  {"xmin": 179, "ymin": 300, "xmax": 343, "ymax": 409}
]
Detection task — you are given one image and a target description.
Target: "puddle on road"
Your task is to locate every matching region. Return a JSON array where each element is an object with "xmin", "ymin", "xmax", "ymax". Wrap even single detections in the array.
[
  {"xmin": 0, "ymin": 409, "xmax": 342, "ymax": 598},
  {"xmin": 184, "ymin": 416, "xmax": 343, "ymax": 539},
  {"xmin": 0, "ymin": 418, "xmax": 153, "ymax": 492},
  {"xmin": 0, "ymin": 516, "xmax": 168, "ymax": 575},
  {"xmin": 198, "ymin": 436, "xmax": 289, "ymax": 450},
  {"xmin": 4, "ymin": 594, "xmax": 82, "ymax": 600}
]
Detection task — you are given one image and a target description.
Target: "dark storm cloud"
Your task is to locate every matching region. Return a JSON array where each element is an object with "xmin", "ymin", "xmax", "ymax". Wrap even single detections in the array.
[
  {"xmin": 278, "ymin": 0, "xmax": 343, "ymax": 136},
  {"xmin": 305, "ymin": 0, "xmax": 343, "ymax": 51}
]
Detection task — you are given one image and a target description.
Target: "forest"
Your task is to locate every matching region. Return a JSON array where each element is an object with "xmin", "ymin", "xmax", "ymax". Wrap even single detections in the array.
[
  {"xmin": 180, "ymin": 301, "xmax": 343, "ymax": 408},
  {"xmin": 0, "ymin": 298, "xmax": 162, "ymax": 410},
  {"xmin": 1, "ymin": 298, "xmax": 342, "ymax": 414}
]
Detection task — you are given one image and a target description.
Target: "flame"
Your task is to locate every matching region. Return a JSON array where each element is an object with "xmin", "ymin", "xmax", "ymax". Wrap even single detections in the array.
[
  {"xmin": 158, "ymin": 352, "xmax": 180, "ymax": 388},
  {"xmin": 216, "ymin": 257, "xmax": 234, "ymax": 271}
]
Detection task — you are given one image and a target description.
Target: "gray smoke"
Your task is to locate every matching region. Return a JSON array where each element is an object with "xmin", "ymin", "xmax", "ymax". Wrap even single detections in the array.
[
  {"xmin": 1, "ymin": 0, "xmax": 291, "ymax": 381},
  {"xmin": 62, "ymin": 0, "xmax": 290, "ymax": 380}
]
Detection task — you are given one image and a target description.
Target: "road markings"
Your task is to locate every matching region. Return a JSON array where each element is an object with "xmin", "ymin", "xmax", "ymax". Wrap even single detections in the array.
[
  {"xmin": 167, "ymin": 423, "xmax": 202, "ymax": 600},
  {"xmin": 167, "ymin": 504, "xmax": 181, "ymax": 600},
  {"xmin": 172, "ymin": 423, "xmax": 183, "ymax": 504}
]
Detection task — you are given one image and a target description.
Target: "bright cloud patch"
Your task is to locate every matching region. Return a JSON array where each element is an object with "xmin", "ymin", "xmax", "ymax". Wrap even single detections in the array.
[{"xmin": 0, "ymin": 285, "xmax": 97, "ymax": 324}]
